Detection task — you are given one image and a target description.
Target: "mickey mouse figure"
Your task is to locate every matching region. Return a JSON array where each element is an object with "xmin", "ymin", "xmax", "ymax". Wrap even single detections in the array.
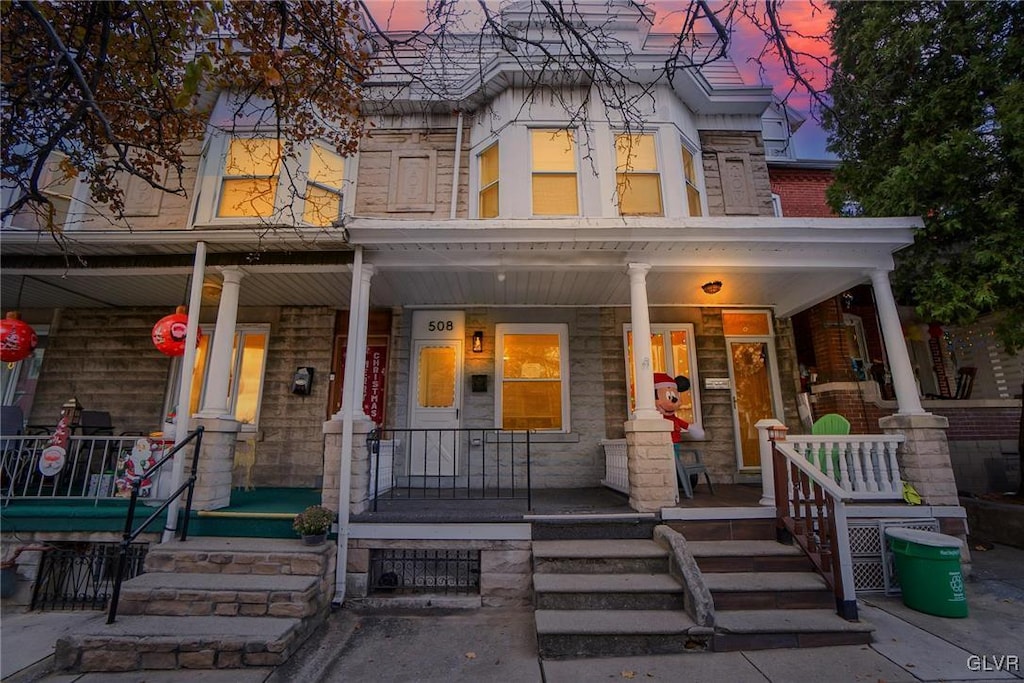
[{"xmin": 653, "ymin": 372, "xmax": 705, "ymax": 452}]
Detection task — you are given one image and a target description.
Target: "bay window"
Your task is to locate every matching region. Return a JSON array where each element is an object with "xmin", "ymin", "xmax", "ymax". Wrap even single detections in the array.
[
  {"xmin": 615, "ymin": 133, "xmax": 663, "ymax": 216},
  {"xmin": 682, "ymin": 144, "xmax": 703, "ymax": 217},
  {"xmin": 194, "ymin": 135, "xmax": 349, "ymax": 227},
  {"xmin": 217, "ymin": 138, "xmax": 282, "ymax": 218},
  {"xmin": 478, "ymin": 143, "xmax": 499, "ymax": 218},
  {"xmin": 496, "ymin": 323, "xmax": 570, "ymax": 431},
  {"xmin": 531, "ymin": 130, "xmax": 578, "ymax": 216}
]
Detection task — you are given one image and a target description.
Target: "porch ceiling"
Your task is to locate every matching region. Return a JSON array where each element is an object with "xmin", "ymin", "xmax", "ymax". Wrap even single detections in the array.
[{"xmin": 1, "ymin": 216, "xmax": 922, "ymax": 318}]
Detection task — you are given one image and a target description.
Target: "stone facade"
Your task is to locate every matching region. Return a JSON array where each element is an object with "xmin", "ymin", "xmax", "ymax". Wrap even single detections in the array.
[
  {"xmin": 698, "ymin": 131, "xmax": 775, "ymax": 217},
  {"xmin": 354, "ymin": 122, "xmax": 469, "ymax": 219},
  {"xmin": 23, "ymin": 305, "xmax": 338, "ymax": 490}
]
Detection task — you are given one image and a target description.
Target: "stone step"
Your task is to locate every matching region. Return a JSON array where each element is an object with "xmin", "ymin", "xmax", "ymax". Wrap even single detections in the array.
[
  {"xmin": 687, "ymin": 540, "xmax": 813, "ymax": 573},
  {"xmin": 118, "ymin": 572, "xmax": 321, "ymax": 619},
  {"xmin": 535, "ymin": 609, "xmax": 706, "ymax": 659},
  {"xmin": 54, "ymin": 615, "xmax": 306, "ymax": 672},
  {"xmin": 531, "ymin": 519, "xmax": 659, "ymax": 541},
  {"xmin": 533, "ymin": 539, "xmax": 668, "ymax": 574},
  {"xmin": 713, "ymin": 609, "xmax": 874, "ymax": 651},
  {"xmin": 534, "ymin": 573, "xmax": 684, "ymax": 610},
  {"xmin": 704, "ymin": 571, "xmax": 833, "ymax": 610},
  {"xmin": 663, "ymin": 518, "xmax": 776, "ymax": 542},
  {"xmin": 142, "ymin": 537, "xmax": 333, "ymax": 578}
]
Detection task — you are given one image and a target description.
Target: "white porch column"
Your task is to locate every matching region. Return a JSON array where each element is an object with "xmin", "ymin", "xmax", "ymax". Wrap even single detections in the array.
[
  {"xmin": 331, "ymin": 249, "xmax": 377, "ymax": 604},
  {"xmin": 162, "ymin": 241, "xmax": 206, "ymax": 541},
  {"xmin": 869, "ymin": 269, "xmax": 925, "ymax": 415},
  {"xmin": 756, "ymin": 418, "xmax": 785, "ymax": 506},
  {"xmin": 351, "ymin": 264, "xmax": 376, "ymax": 421},
  {"xmin": 197, "ymin": 266, "xmax": 245, "ymax": 417},
  {"xmin": 627, "ymin": 263, "xmax": 660, "ymax": 420}
]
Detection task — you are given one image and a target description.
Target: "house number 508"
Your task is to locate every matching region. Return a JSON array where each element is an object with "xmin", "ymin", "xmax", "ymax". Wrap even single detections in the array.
[{"xmin": 427, "ymin": 320, "xmax": 454, "ymax": 332}]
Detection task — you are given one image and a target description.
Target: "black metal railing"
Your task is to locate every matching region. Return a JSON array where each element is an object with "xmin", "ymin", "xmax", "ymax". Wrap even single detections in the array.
[
  {"xmin": 30, "ymin": 541, "xmax": 147, "ymax": 611},
  {"xmin": 369, "ymin": 548, "xmax": 480, "ymax": 595},
  {"xmin": 366, "ymin": 428, "xmax": 532, "ymax": 511},
  {"xmin": 1, "ymin": 434, "xmax": 154, "ymax": 501},
  {"xmin": 106, "ymin": 426, "xmax": 204, "ymax": 624}
]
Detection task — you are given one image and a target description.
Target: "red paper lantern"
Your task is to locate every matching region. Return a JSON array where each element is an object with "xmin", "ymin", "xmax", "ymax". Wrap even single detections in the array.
[
  {"xmin": 0, "ymin": 311, "xmax": 38, "ymax": 363},
  {"xmin": 152, "ymin": 306, "xmax": 201, "ymax": 357}
]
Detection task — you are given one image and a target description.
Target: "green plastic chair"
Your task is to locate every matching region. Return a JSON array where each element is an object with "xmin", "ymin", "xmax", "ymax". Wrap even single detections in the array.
[{"xmin": 811, "ymin": 413, "xmax": 850, "ymax": 480}]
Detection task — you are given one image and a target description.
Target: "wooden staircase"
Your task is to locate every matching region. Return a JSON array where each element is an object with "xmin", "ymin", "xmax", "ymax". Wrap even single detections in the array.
[{"xmin": 53, "ymin": 537, "xmax": 335, "ymax": 673}]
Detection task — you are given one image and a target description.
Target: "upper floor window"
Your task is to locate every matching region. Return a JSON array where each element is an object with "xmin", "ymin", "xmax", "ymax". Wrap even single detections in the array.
[
  {"xmin": 303, "ymin": 144, "xmax": 346, "ymax": 226},
  {"xmin": 218, "ymin": 138, "xmax": 281, "ymax": 218},
  {"xmin": 531, "ymin": 130, "xmax": 578, "ymax": 216},
  {"xmin": 478, "ymin": 143, "xmax": 499, "ymax": 218},
  {"xmin": 681, "ymin": 144, "xmax": 703, "ymax": 217},
  {"xmin": 615, "ymin": 133, "xmax": 663, "ymax": 216},
  {"xmin": 495, "ymin": 323, "xmax": 570, "ymax": 432},
  {"xmin": 195, "ymin": 135, "xmax": 348, "ymax": 228}
]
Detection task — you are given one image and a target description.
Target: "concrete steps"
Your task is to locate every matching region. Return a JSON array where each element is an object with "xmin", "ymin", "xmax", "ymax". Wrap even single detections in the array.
[
  {"xmin": 681, "ymin": 536, "xmax": 873, "ymax": 651},
  {"xmin": 532, "ymin": 539, "xmax": 709, "ymax": 659},
  {"xmin": 53, "ymin": 537, "xmax": 336, "ymax": 673}
]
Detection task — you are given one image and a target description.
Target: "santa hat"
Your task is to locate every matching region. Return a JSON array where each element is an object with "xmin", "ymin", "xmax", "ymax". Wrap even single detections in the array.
[
  {"xmin": 654, "ymin": 373, "xmax": 691, "ymax": 392},
  {"xmin": 654, "ymin": 373, "xmax": 676, "ymax": 390}
]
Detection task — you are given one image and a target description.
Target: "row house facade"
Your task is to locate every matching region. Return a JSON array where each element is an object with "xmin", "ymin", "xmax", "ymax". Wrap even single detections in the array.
[{"xmin": 1, "ymin": 1, "xmax": 987, "ymax": 633}]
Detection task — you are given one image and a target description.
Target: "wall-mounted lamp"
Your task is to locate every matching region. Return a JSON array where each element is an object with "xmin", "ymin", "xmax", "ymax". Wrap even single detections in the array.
[
  {"xmin": 701, "ymin": 280, "xmax": 723, "ymax": 295},
  {"xmin": 472, "ymin": 330, "xmax": 484, "ymax": 353}
]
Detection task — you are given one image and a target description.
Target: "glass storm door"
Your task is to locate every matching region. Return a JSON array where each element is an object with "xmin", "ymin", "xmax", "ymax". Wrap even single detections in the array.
[
  {"xmin": 409, "ymin": 340, "xmax": 462, "ymax": 476},
  {"xmin": 727, "ymin": 340, "xmax": 777, "ymax": 469}
]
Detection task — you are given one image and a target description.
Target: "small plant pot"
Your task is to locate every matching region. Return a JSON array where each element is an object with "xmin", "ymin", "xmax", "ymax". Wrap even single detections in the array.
[{"xmin": 302, "ymin": 533, "xmax": 327, "ymax": 546}]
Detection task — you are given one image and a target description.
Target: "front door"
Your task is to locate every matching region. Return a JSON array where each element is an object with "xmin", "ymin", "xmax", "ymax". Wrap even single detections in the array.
[
  {"xmin": 722, "ymin": 310, "xmax": 783, "ymax": 471},
  {"xmin": 409, "ymin": 311, "xmax": 464, "ymax": 476}
]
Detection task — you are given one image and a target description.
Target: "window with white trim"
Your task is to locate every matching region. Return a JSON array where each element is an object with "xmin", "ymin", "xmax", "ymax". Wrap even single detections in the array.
[
  {"xmin": 531, "ymin": 129, "xmax": 578, "ymax": 216},
  {"xmin": 495, "ymin": 323, "xmax": 570, "ymax": 431},
  {"xmin": 623, "ymin": 323, "xmax": 701, "ymax": 428},
  {"xmin": 165, "ymin": 325, "xmax": 270, "ymax": 430},
  {"xmin": 615, "ymin": 133, "xmax": 663, "ymax": 216},
  {"xmin": 478, "ymin": 143, "xmax": 499, "ymax": 218},
  {"xmin": 194, "ymin": 135, "xmax": 349, "ymax": 227},
  {"xmin": 681, "ymin": 143, "xmax": 703, "ymax": 217}
]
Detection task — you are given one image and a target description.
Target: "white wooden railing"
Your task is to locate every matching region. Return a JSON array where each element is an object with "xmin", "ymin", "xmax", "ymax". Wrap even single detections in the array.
[
  {"xmin": 785, "ymin": 435, "xmax": 905, "ymax": 500},
  {"xmin": 600, "ymin": 439, "xmax": 629, "ymax": 494}
]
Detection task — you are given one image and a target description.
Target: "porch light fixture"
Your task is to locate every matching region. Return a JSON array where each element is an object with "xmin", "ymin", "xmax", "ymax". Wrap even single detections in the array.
[
  {"xmin": 767, "ymin": 424, "xmax": 789, "ymax": 442},
  {"xmin": 472, "ymin": 330, "xmax": 484, "ymax": 353},
  {"xmin": 701, "ymin": 280, "xmax": 723, "ymax": 295}
]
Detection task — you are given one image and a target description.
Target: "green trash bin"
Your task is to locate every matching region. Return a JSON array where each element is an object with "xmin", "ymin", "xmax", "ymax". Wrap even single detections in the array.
[{"xmin": 886, "ymin": 527, "xmax": 968, "ymax": 618}]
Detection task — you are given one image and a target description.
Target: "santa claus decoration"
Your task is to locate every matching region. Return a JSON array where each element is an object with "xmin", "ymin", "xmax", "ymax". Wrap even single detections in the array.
[{"xmin": 152, "ymin": 305, "xmax": 201, "ymax": 357}]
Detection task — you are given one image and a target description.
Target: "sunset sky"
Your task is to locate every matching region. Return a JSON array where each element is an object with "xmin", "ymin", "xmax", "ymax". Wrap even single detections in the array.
[{"xmin": 361, "ymin": 0, "xmax": 836, "ymax": 158}]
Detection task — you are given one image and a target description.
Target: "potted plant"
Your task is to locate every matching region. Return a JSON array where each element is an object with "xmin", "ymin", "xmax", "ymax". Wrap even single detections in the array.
[{"xmin": 292, "ymin": 505, "xmax": 335, "ymax": 545}]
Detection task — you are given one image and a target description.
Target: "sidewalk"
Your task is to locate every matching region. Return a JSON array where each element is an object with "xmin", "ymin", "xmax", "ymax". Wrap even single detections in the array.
[{"xmin": 3, "ymin": 543, "xmax": 1022, "ymax": 683}]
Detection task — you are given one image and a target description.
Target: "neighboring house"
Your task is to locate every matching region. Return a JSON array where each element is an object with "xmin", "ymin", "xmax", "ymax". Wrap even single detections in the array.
[
  {"xmin": 1, "ymin": 0, "xmax": 977, "ymax": 635},
  {"xmin": 764, "ymin": 119, "xmax": 1023, "ymax": 497}
]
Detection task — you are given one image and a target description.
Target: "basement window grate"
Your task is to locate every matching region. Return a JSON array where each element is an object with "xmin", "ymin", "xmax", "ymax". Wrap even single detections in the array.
[{"xmin": 369, "ymin": 549, "xmax": 480, "ymax": 595}]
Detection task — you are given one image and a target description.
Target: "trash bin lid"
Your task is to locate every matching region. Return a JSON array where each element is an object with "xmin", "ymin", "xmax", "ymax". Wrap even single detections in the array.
[{"xmin": 885, "ymin": 527, "xmax": 962, "ymax": 548}]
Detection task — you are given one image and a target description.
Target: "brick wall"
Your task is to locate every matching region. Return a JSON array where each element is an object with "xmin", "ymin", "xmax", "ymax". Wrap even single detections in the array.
[{"xmin": 768, "ymin": 167, "xmax": 835, "ymax": 217}]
